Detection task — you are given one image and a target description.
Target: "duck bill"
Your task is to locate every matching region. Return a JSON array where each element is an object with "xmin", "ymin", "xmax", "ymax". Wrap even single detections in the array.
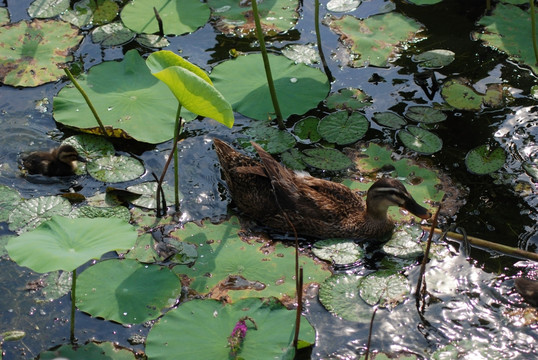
[
  {"xmin": 76, "ymin": 155, "xmax": 87, "ymax": 163},
  {"xmin": 403, "ymin": 197, "xmax": 431, "ymax": 219}
]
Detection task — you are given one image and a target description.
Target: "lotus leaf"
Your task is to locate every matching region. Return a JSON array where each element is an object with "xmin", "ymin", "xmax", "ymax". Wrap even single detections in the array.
[
  {"xmin": 326, "ymin": 12, "xmax": 422, "ymax": 67},
  {"xmin": 240, "ymin": 123, "xmax": 296, "ymax": 154},
  {"xmin": 71, "ymin": 205, "xmax": 131, "ymax": 223},
  {"xmin": 54, "ymin": 50, "xmax": 179, "ymax": 144},
  {"xmin": 0, "ymin": 185, "xmax": 21, "ymax": 222},
  {"xmin": 358, "ymin": 270, "xmax": 408, "ymax": 307},
  {"xmin": 404, "ymin": 106, "xmax": 447, "ymax": 123},
  {"xmin": 38, "ymin": 341, "xmax": 137, "ymax": 360},
  {"xmin": 121, "ymin": 0, "xmax": 210, "ymax": 35},
  {"xmin": 211, "ymin": 53, "xmax": 330, "ymax": 121},
  {"xmin": 465, "ymin": 145, "xmax": 506, "ymax": 175},
  {"xmin": 124, "ymin": 233, "xmax": 159, "ymax": 263},
  {"xmin": 28, "ymin": 0, "xmax": 70, "ymax": 18},
  {"xmin": 440, "ymin": 78, "xmax": 504, "ymax": 111},
  {"xmin": 6, "ymin": 216, "xmax": 137, "ymax": 273},
  {"xmin": 208, "ymin": 0, "xmax": 300, "ymax": 36},
  {"xmin": 412, "ymin": 49, "xmax": 455, "ymax": 68},
  {"xmin": 86, "ymin": 155, "xmax": 145, "ymax": 183},
  {"xmin": 474, "ymin": 3, "xmax": 538, "ymax": 75},
  {"xmin": 0, "ymin": 19, "xmax": 82, "ymax": 87},
  {"xmin": 319, "ymin": 273, "xmax": 373, "ymax": 322},
  {"xmin": 325, "ymin": 88, "xmax": 372, "ymax": 111},
  {"xmin": 62, "ymin": 134, "xmax": 115, "ymax": 160},
  {"xmin": 318, "ymin": 111, "xmax": 369, "ymax": 145},
  {"xmin": 382, "ymin": 225, "xmax": 424, "ymax": 259},
  {"xmin": 372, "ymin": 111, "xmax": 407, "ymax": 129},
  {"xmin": 398, "ymin": 126, "xmax": 442, "ymax": 155},
  {"xmin": 91, "ymin": 22, "xmax": 136, "ymax": 46},
  {"xmin": 146, "ymin": 298, "xmax": 315, "ymax": 359},
  {"xmin": 76, "ymin": 259, "xmax": 181, "ymax": 323},
  {"xmin": 8, "ymin": 196, "xmax": 72, "ymax": 234},
  {"xmin": 282, "ymin": 44, "xmax": 320, "ymax": 65},
  {"xmin": 301, "ymin": 148, "xmax": 353, "ymax": 171},
  {"xmin": 146, "ymin": 50, "xmax": 234, "ymax": 128},
  {"xmin": 171, "ymin": 217, "xmax": 330, "ymax": 302},
  {"xmin": 60, "ymin": 0, "xmax": 94, "ymax": 27},
  {"xmin": 37, "ymin": 271, "xmax": 72, "ymax": 302},
  {"xmin": 312, "ymin": 239, "xmax": 364, "ymax": 265}
]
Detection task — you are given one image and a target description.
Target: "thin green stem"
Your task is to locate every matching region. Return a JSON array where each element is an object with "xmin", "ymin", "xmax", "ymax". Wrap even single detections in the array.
[
  {"xmin": 314, "ymin": 0, "xmax": 334, "ymax": 82},
  {"xmin": 251, "ymin": 0, "xmax": 285, "ymax": 129},
  {"xmin": 530, "ymin": 0, "xmax": 538, "ymax": 66},
  {"xmin": 63, "ymin": 68, "xmax": 108, "ymax": 137},
  {"xmin": 70, "ymin": 269, "xmax": 77, "ymax": 344},
  {"xmin": 173, "ymin": 105, "xmax": 182, "ymax": 210}
]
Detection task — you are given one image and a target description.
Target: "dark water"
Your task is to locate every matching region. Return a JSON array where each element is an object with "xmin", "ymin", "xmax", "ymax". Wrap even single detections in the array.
[{"xmin": 1, "ymin": 0, "xmax": 538, "ymax": 359}]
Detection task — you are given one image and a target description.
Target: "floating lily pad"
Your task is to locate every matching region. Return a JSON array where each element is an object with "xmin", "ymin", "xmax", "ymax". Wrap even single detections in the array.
[
  {"xmin": 62, "ymin": 134, "xmax": 115, "ymax": 160},
  {"xmin": 76, "ymin": 259, "xmax": 181, "ymax": 324},
  {"xmin": 126, "ymin": 182, "xmax": 178, "ymax": 209},
  {"xmin": 208, "ymin": 0, "xmax": 300, "ymax": 36},
  {"xmin": 54, "ymin": 50, "xmax": 179, "ymax": 144},
  {"xmin": 211, "ymin": 53, "xmax": 330, "ymax": 121},
  {"xmin": 86, "ymin": 155, "xmax": 145, "ymax": 183},
  {"xmin": 358, "ymin": 270, "xmax": 408, "ymax": 307},
  {"xmin": 319, "ymin": 273, "xmax": 372, "ymax": 322},
  {"xmin": 465, "ymin": 145, "xmax": 506, "ymax": 175},
  {"xmin": 6, "ymin": 216, "xmax": 137, "ymax": 273},
  {"xmin": 318, "ymin": 111, "xmax": 369, "ymax": 145},
  {"xmin": 326, "ymin": 12, "xmax": 423, "ymax": 67},
  {"xmin": 28, "ymin": 0, "xmax": 70, "ymax": 18},
  {"xmin": 0, "ymin": 185, "xmax": 22, "ymax": 222},
  {"xmin": 280, "ymin": 148, "xmax": 307, "ymax": 171},
  {"xmin": 293, "ymin": 116, "xmax": 321, "ymax": 143},
  {"xmin": 325, "ymin": 88, "xmax": 372, "ymax": 111},
  {"xmin": 282, "ymin": 44, "xmax": 320, "ymax": 65},
  {"xmin": 302, "ymin": 148, "xmax": 353, "ymax": 171},
  {"xmin": 241, "ymin": 124, "xmax": 296, "ymax": 154},
  {"xmin": 441, "ymin": 78, "xmax": 503, "ymax": 110},
  {"xmin": 124, "ymin": 233, "xmax": 159, "ymax": 263},
  {"xmin": 372, "ymin": 112, "xmax": 407, "ymax": 129},
  {"xmin": 71, "ymin": 205, "xmax": 132, "ymax": 223},
  {"xmin": 37, "ymin": 271, "xmax": 72, "ymax": 302},
  {"xmin": 146, "ymin": 298, "xmax": 315, "ymax": 359},
  {"xmin": 8, "ymin": 196, "xmax": 72, "ymax": 234},
  {"xmin": 91, "ymin": 22, "xmax": 136, "ymax": 46},
  {"xmin": 121, "ymin": 0, "xmax": 210, "ymax": 35},
  {"xmin": 412, "ymin": 49, "xmax": 455, "ymax": 68},
  {"xmin": 136, "ymin": 34, "xmax": 170, "ymax": 48},
  {"xmin": 404, "ymin": 106, "xmax": 447, "ymax": 123},
  {"xmin": 0, "ymin": 7, "xmax": 9, "ymax": 25},
  {"xmin": 0, "ymin": 19, "xmax": 82, "ymax": 87},
  {"xmin": 398, "ymin": 126, "xmax": 442, "ymax": 154},
  {"xmin": 312, "ymin": 239, "xmax": 364, "ymax": 265},
  {"xmin": 382, "ymin": 225, "xmax": 424, "ymax": 259},
  {"xmin": 38, "ymin": 341, "xmax": 137, "ymax": 360},
  {"xmin": 327, "ymin": 0, "xmax": 361, "ymax": 12}
]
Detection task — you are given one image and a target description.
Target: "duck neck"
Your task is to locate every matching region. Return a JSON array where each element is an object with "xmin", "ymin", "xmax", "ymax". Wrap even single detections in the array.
[{"xmin": 365, "ymin": 198, "xmax": 390, "ymax": 220}]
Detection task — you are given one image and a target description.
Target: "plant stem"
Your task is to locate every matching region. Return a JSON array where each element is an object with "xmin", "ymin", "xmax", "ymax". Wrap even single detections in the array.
[
  {"xmin": 314, "ymin": 0, "xmax": 334, "ymax": 82},
  {"xmin": 70, "ymin": 268, "xmax": 77, "ymax": 344},
  {"xmin": 63, "ymin": 68, "xmax": 108, "ymax": 137},
  {"xmin": 530, "ymin": 0, "xmax": 538, "ymax": 65},
  {"xmin": 251, "ymin": 0, "xmax": 285, "ymax": 129},
  {"xmin": 173, "ymin": 105, "xmax": 183, "ymax": 210}
]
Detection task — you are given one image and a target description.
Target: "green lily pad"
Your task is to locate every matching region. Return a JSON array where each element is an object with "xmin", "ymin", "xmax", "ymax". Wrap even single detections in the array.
[
  {"xmin": 54, "ymin": 50, "xmax": 180, "ymax": 144},
  {"xmin": 318, "ymin": 111, "xmax": 369, "ymax": 145},
  {"xmin": 372, "ymin": 112, "xmax": 407, "ymax": 129},
  {"xmin": 293, "ymin": 116, "xmax": 321, "ymax": 143},
  {"xmin": 0, "ymin": 19, "xmax": 82, "ymax": 87},
  {"xmin": 301, "ymin": 148, "xmax": 353, "ymax": 171},
  {"xmin": 37, "ymin": 271, "xmax": 72, "ymax": 302},
  {"xmin": 76, "ymin": 259, "xmax": 181, "ymax": 324},
  {"xmin": 126, "ymin": 182, "xmax": 178, "ymax": 209},
  {"xmin": 280, "ymin": 148, "xmax": 307, "ymax": 171},
  {"xmin": 398, "ymin": 126, "xmax": 442, "ymax": 154},
  {"xmin": 412, "ymin": 49, "xmax": 455, "ymax": 68},
  {"xmin": 28, "ymin": 0, "xmax": 70, "ymax": 18},
  {"xmin": 146, "ymin": 298, "xmax": 315, "ymax": 359},
  {"xmin": 71, "ymin": 205, "xmax": 132, "ymax": 223},
  {"xmin": 241, "ymin": 124, "xmax": 296, "ymax": 154},
  {"xmin": 6, "ymin": 216, "xmax": 137, "ymax": 273},
  {"xmin": 211, "ymin": 53, "xmax": 330, "ymax": 121},
  {"xmin": 60, "ymin": 0, "xmax": 94, "ymax": 27},
  {"xmin": 440, "ymin": 78, "xmax": 504, "ymax": 111},
  {"xmin": 124, "ymin": 233, "xmax": 159, "ymax": 263},
  {"xmin": 8, "ymin": 196, "xmax": 72, "ymax": 234},
  {"xmin": 90, "ymin": 0, "xmax": 119, "ymax": 25},
  {"xmin": 358, "ymin": 270, "xmax": 408, "ymax": 307},
  {"xmin": 325, "ymin": 88, "xmax": 372, "ymax": 111},
  {"xmin": 0, "ymin": 7, "xmax": 9, "ymax": 25},
  {"xmin": 86, "ymin": 155, "xmax": 145, "ymax": 183},
  {"xmin": 282, "ymin": 44, "xmax": 320, "ymax": 65},
  {"xmin": 136, "ymin": 34, "xmax": 170, "ymax": 48},
  {"xmin": 0, "ymin": 185, "xmax": 22, "ymax": 222},
  {"xmin": 171, "ymin": 217, "xmax": 330, "ymax": 302},
  {"xmin": 474, "ymin": 3, "xmax": 538, "ymax": 75},
  {"xmin": 326, "ymin": 12, "xmax": 423, "ymax": 67},
  {"xmin": 62, "ymin": 134, "xmax": 115, "ymax": 160},
  {"xmin": 312, "ymin": 239, "xmax": 364, "ymax": 265},
  {"xmin": 465, "ymin": 145, "xmax": 506, "ymax": 175},
  {"xmin": 121, "ymin": 0, "xmax": 210, "ymax": 35},
  {"xmin": 319, "ymin": 273, "xmax": 372, "ymax": 322},
  {"xmin": 327, "ymin": 0, "xmax": 361, "ymax": 12},
  {"xmin": 208, "ymin": 0, "xmax": 300, "ymax": 36},
  {"xmin": 91, "ymin": 22, "xmax": 136, "ymax": 46},
  {"xmin": 404, "ymin": 106, "xmax": 447, "ymax": 123},
  {"xmin": 38, "ymin": 341, "xmax": 137, "ymax": 360},
  {"xmin": 382, "ymin": 225, "xmax": 424, "ymax": 259}
]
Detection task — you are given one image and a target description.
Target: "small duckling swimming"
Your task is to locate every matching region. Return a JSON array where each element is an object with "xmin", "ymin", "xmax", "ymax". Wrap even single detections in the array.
[{"xmin": 22, "ymin": 145, "xmax": 86, "ymax": 177}]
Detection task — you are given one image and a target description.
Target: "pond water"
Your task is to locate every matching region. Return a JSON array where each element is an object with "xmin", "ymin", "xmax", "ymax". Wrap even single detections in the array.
[{"xmin": 1, "ymin": 0, "xmax": 538, "ymax": 359}]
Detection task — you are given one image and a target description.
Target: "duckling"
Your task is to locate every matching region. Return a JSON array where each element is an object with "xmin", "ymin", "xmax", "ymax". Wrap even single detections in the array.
[
  {"xmin": 22, "ymin": 145, "xmax": 86, "ymax": 177},
  {"xmin": 214, "ymin": 138, "xmax": 431, "ymax": 239}
]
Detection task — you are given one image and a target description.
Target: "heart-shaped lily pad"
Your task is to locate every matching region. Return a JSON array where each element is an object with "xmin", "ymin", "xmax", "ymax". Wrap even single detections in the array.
[
  {"xmin": 358, "ymin": 270, "xmax": 408, "ymax": 308},
  {"xmin": 240, "ymin": 124, "xmax": 296, "ymax": 154},
  {"xmin": 465, "ymin": 145, "xmax": 506, "ymax": 175},
  {"xmin": 319, "ymin": 273, "xmax": 372, "ymax": 322},
  {"xmin": 372, "ymin": 112, "xmax": 407, "ymax": 129},
  {"xmin": 398, "ymin": 126, "xmax": 442, "ymax": 154},
  {"xmin": 301, "ymin": 148, "xmax": 353, "ymax": 171},
  {"xmin": 127, "ymin": 182, "xmax": 178, "ymax": 209},
  {"xmin": 325, "ymin": 88, "xmax": 372, "ymax": 111},
  {"xmin": 86, "ymin": 155, "xmax": 145, "ymax": 183},
  {"xmin": 404, "ymin": 106, "xmax": 447, "ymax": 123},
  {"xmin": 312, "ymin": 239, "xmax": 364, "ymax": 265},
  {"xmin": 318, "ymin": 111, "xmax": 369, "ymax": 145},
  {"xmin": 382, "ymin": 225, "xmax": 424, "ymax": 259},
  {"xmin": 62, "ymin": 134, "xmax": 115, "ymax": 160},
  {"xmin": 412, "ymin": 49, "xmax": 455, "ymax": 68},
  {"xmin": 76, "ymin": 259, "xmax": 182, "ymax": 324},
  {"xmin": 91, "ymin": 22, "xmax": 136, "ymax": 46},
  {"xmin": 6, "ymin": 216, "xmax": 137, "ymax": 273},
  {"xmin": 293, "ymin": 116, "xmax": 321, "ymax": 143}
]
